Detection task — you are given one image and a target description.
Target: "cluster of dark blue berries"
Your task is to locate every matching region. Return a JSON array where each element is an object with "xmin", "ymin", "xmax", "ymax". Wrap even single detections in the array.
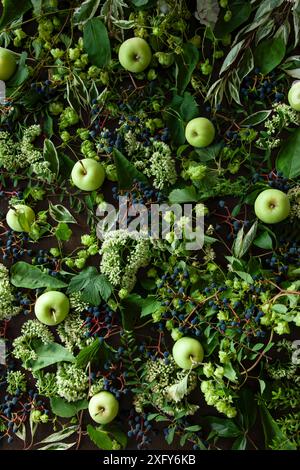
[
  {"xmin": 241, "ymin": 69, "xmax": 284, "ymax": 103},
  {"xmin": 83, "ymin": 303, "xmax": 119, "ymax": 339},
  {"xmin": 30, "ymin": 80, "xmax": 58, "ymax": 102},
  {"xmin": 127, "ymin": 410, "xmax": 152, "ymax": 449}
]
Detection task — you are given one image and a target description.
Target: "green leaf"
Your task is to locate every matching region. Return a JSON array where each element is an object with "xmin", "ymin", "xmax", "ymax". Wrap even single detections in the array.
[
  {"xmin": 166, "ymin": 427, "xmax": 176, "ymax": 445},
  {"xmin": 238, "ymin": 388, "xmax": 257, "ymax": 430},
  {"xmin": 76, "ymin": 338, "xmax": 103, "ymax": 368},
  {"xmin": 43, "ymin": 139, "xmax": 59, "ymax": 176},
  {"xmin": 49, "ymin": 203, "xmax": 76, "ymax": 224},
  {"xmin": 240, "ymin": 110, "xmax": 272, "ymax": 127},
  {"xmin": 83, "ymin": 18, "xmax": 111, "ymax": 67},
  {"xmin": 113, "ymin": 148, "xmax": 148, "ymax": 190},
  {"xmin": 50, "ymin": 397, "xmax": 88, "ymax": 418},
  {"xmin": 30, "ymin": 342, "xmax": 75, "ymax": 371},
  {"xmin": 10, "ymin": 262, "xmax": 67, "ymax": 289},
  {"xmin": 223, "ymin": 362, "xmax": 238, "ymax": 382},
  {"xmin": 0, "ymin": 0, "xmax": 32, "ymax": 28},
  {"xmin": 163, "ymin": 92, "xmax": 198, "ymax": 145},
  {"xmin": 55, "ymin": 222, "xmax": 72, "ymax": 242},
  {"xmin": 6, "ymin": 52, "xmax": 29, "ymax": 89},
  {"xmin": 141, "ymin": 296, "xmax": 161, "ymax": 318},
  {"xmin": 253, "ymin": 231, "xmax": 273, "ymax": 250},
  {"xmin": 220, "ymin": 40, "xmax": 245, "ymax": 75},
  {"xmin": 214, "ymin": 0, "xmax": 252, "ymax": 37},
  {"xmin": 175, "ymin": 43, "xmax": 199, "ymax": 95},
  {"xmin": 101, "ymin": 424, "xmax": 127, "ymax": 449},
  {"xmin": 276, "ymin": 128, "xmax": 300, "ymax": 178},
  {"xmin": 87, "ymin": 425, "xmax": 114, "ymax": 450},
  {"xmin": 38, "ymin": 442, "xmax": 76, "ymax": 450},
  {"xmin": 166, "ymin": 374, "xmax": 189, "ymax": 403},
  {"xmin": 232, "ymin": 435, "xmax": 247, "ymax": 450},
  {"xmin": 234, "ymin": 271, "xmax": 253, "ymax": 284},
  {"xmin": 38, "ymin": 426, "xmax": 77, "ymax": 444},
  {"xmin": 233, "ymin": 221, "xmax": 258, "ymax": 258},
  {"xmin": 195, "ymin": 142, "xmax": 223, "ymax": 162},
  {"xmin": 73, "ymin": 0, "xmax": 101, "ymax": 25},
  {"xmin": 206, "ymin": 417, "xmax": 241, "ymax": 438},
  {"xmin": 259, "ymin": 402, "xmax": 297, "ymax": 450},
  {"xmin": 68, "ymin": 267, "xmax": 113, "ymax": 305},
  {"xmin": 168, "ymin": 186, "xmax": 198, "ymax": 203},
  {"xmin": 254, "ymin": 37, "xmax": 286, "ymax": 74}
]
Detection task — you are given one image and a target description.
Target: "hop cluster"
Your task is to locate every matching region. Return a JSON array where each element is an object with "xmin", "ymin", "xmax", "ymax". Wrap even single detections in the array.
[{"xmin": 200, "ymin": 379, "xmax": 237, "ymax": 418}]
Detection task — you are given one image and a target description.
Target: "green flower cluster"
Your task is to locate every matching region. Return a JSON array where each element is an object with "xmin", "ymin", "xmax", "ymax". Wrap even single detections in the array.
[
  {"xmin": 0, "ymin": 263, "xmax": 20, "ymax": 321},
  {"xmin": 6, "ymin": 371, "xmax": 27, "ymax": 395},
  {"xmin": 200, "ymin": 379, "xmax": 237, "ymax": 418},
  {"xmin": 57, "ymin": 312, "xmax": 92, "ymax": 352},
  {"xmin": 12, "ymin": 320, "xmax": 54, "ymax": 367},
  {"xmin": 100, "ymin": 230, "xmax": 151, "ymax": 292},
  {"xmin": 56, "ymin": 363, "xmax": 89, "ymax": 402},
  {"xmin": 134, "ymin": 357, "xmax": 198, "ymax": 417},
  {"xmin": 142, "ymin": 140, "xmax": 177, "ymax": 189},
  {"xmin": 0, "ymin": 125, "xmax": 54, "ymax": 181}
]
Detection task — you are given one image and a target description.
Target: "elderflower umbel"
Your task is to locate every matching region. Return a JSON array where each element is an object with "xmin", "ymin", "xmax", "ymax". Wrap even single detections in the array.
[
  {"xmin": 57, "ymin": 312, "xmax": 92, "ymax": 352},
  {"xmin": 56, "ymin": 363, "xmax": 89, "ymax": 402},
  {"xmin": 100, "ymin": 230, "xmax": 151, "ymax": 292},
  {"xmin": 0, "ymin": 263, "xmax": 20, "ymax": 321},
  {"xmin": 13, "ymin": 320, "xmax": 54, "ymax": 368}
]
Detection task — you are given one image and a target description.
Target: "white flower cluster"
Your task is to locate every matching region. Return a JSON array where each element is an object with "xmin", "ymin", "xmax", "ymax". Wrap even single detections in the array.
[
  {"xmin": 57, "ymin": 312, "xmax": 92, "ymax": 352},
  {"xmin": 0, "ymin": 125, "xmax": 55, "ymax": 181},
  {"xmin": 100, "ymin": 229, "xmax": 151, "ymax": 292},
  {"xmin": 257, "ymin": 103, "xmax": 300, "ymax": 148},
  {"xmin": 0, "ymin": 263, "xmax": 20, "ymax": 321},
  {"xmin": 143, "ymin": 140, "xmax": 177, "ymax": 189},
  {"xmin": 69, "ymin": 292, "xmax": 89, "ymax": 313},
  {"xmin": 288, "ymin": 185, "xmax": 300, "ymax": 220},
  {"xmin": 13, "ymin": 320, "xmax": 54, "ymax": 366},
  {"xmin": 56, "ymin": 363, "xmax": 89, "ymax": 402}
]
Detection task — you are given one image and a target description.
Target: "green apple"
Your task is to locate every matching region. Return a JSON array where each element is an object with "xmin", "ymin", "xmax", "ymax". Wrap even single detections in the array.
[
  {"xmin": 254, "ymin": 189, "xmax": 290, "ymax": 224},
  {"xmin": 6, "ymin": 204, "xmax": 35, "ymax": 232},
  {"xmin": 118, "ymin": 37, "xmax": 152, "ymax": 73},
  {"xmin": 185, "ymin": 117, "xmax": 215, "ymax": 148},
  {"xmin": 71, "ymin": 158, "xmax": 105, "ymax": 191},
  {"xmin": 172, "ymin": 336, "xmax": 204, "ymax": 370},
  {"xmin": 88, "ymin": 391, "xmax": 119, "ymax": 425},
  {"xmin": 0, "ymin": 48, "xmax": 17, "ymax": 81},
  {"xmin": 288, "ymin": 81, "xmax": 300, "ymax": 111},
  {"xmin": 34, "ymin": 291, "xmax": 70, "ymax": 326}
]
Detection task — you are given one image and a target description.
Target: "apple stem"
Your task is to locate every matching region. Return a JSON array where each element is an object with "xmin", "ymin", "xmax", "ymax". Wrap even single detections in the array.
[
  {"xmin": 95, "ymin": 408, "xmax": 105, "ymax": 416},
  {"xmin": 51, "ymin": 309, "xmax": 57, "ymax": 323},
  {"xmin": 79, "ymin": 160, "xmax": 87, "ymax": 175}
]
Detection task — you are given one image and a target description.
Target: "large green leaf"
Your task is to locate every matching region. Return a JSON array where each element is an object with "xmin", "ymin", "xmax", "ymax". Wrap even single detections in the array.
[
  {"xmin": 175, "ymin": 43, "xmax": 199, "ymax": 95},
  {"xmin": 83, "ymin": 17, "xmax": 111, "ymax": 67},
  {"xmin": 73, "ymin": 0, "xmax": 101, "ymax": 25},
  {"xmin": 0, "ymin": 0, "xmax": 32, "ymax": 28},
  {"xmin": 30, "ymin": 342, "xmax": 75, "ymax": 371},
  {"xmin": 259, "ymin": 402, "xmax": 297, "ymax": 450},
  {"xmin": 206, "ymin": 417, "xmax": 241, "ymax": 438},
  {"xmin": 254, "ymin": 37, "xmax": 286, "ymax": 74},
  {"xmin": 168, "ymin": 186, "xmax": 199, "ymax": 203},
  {"xmin": 214, "ymin": 0, "xmax": 252, "ymax": 37},
  {"xmin": 50, "ymin": 397, "xmax": 88, "ymax": 418},
  {"xmin": 113, "ymin": 148, "xmax": 148, "ymax": 189},
  {"xmin": 43, "ymin": 139, "xmax": 59, "ymax": 176},
  {"xmin": 163, "ymin": 92, "xmax": 198, "ymax": 146},
  {"xmin": 276, "ymin": 128, "xmax": 300, "ymax": 178},
  {"xmin": 67, "ymin": 267, "xmax": 113, "ymax": 305},
  {"xmin": 10, "ymin": 262, "xmax": 67, "ymax": 289}
]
